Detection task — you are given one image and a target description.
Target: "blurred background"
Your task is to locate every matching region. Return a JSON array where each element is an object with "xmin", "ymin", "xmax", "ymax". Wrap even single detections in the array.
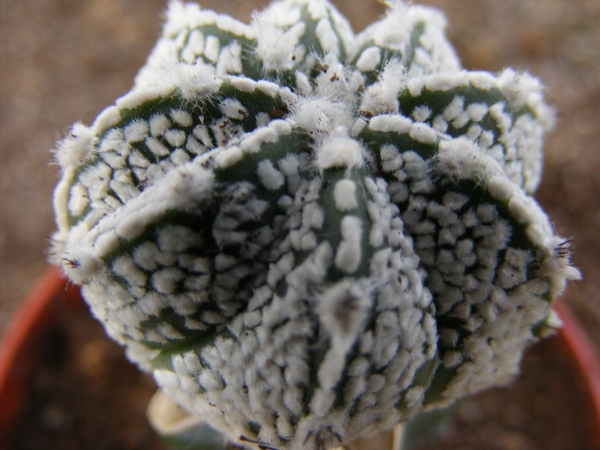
[{"xmin": 1, "ymin": 0, "xmax": 599, "ymax": 447}]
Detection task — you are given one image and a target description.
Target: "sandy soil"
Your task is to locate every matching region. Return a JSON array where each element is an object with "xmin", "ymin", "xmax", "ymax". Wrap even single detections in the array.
[{"xmin": 1, "ymin": 0, "xmax": 599, "ymax": 442}]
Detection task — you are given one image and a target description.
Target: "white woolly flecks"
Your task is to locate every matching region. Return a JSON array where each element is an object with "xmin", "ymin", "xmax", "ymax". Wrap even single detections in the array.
[{"xmin": 51, "ymin": 0, "xmax": 579, "ymax": 449}]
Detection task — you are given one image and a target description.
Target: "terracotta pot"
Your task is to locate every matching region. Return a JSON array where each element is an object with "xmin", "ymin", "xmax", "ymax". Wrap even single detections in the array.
[
  {"xmin": 0, "ymin": 267, "xmax": 82, "ymax": 435},
  {"xmin": 1, "ymin": 268, "xmax": 599, "ymax": 449},
  {"xmin": 553, "ymin": 301, "xmax": 600, "ymax": 441}
]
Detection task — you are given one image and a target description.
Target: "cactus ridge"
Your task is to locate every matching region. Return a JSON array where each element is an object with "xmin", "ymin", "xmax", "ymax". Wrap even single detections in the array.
[{"xmin": 52, "ymin": 1, "xmax": 579, "ymax": 449}]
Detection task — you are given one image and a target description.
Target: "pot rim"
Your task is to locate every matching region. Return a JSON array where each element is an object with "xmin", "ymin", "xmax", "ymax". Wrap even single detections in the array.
[
  {"xmin": 0, "ymin": 267, "xmax": 80, "ymax": 432},
  {"xmin": 553, "ymin": 300, "xmax": 600, "ymax": 433}
]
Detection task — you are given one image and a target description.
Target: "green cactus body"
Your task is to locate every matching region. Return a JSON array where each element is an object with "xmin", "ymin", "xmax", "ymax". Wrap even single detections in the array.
[{"xmin": 51, "ymin": 1, "xmax": 579, "ymax": 449}]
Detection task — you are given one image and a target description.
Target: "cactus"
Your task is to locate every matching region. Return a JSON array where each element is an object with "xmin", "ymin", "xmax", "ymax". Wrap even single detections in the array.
[{"xmin": 51, "ymin": 0, "xmax": 580, "ymax": 449}]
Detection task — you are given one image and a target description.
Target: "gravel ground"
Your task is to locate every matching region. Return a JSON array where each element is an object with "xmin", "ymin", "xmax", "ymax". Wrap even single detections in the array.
[{"xmin": 1, "ymin": 0, "xmax": 599, "ymax": 402}]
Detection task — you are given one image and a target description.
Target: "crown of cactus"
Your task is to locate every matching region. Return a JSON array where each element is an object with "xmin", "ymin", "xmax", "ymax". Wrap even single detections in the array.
[{"xmin": 51, "ymin": 0, "xmax": 580, "ymax": 448}]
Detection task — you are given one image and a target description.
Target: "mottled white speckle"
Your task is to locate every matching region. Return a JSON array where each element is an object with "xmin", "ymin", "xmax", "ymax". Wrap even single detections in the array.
[
  {"xmin": 216, "ymin": 41, "xmax": 243, "ymax": 75},
  {"xmin": 256, "ymin": 80, "xmax": 280, "ymax": 97},
  {"xmin": 315, "ymin": 18, "xmax": 339, "ymax": 55},
  {"xmin": 409, "ymin": 123, "xmax": 437, "ymax": 144},
  {"xmin": 432, "ymin": 115, "xmax": 448, "ymax": 133},
  {"xmin": 412, "ymin": 105, "xmax": 432, "ymax": 123},
  {"xmin": 214, "ymin": 146, "xmax": 243, "ymax": 168},
  {"xmin": 278, "ymin": 153, "xmax": 299, "ymax": 176},
  {"xmin": 368, "ymin": 115, "xmax": 412, "ymax": 134},
  {"xmin": 335, "ymin": 215, "xmax": 363, "ymax": 273},
  {"xmin": 164, "ymin": 129, "xmax": 187, "ymax": 147},
  {"xmin": 170, "ymin": 109, "xmax": 193, "ymax": 127},
  {"xmin": 334, "ymin": 179, "xmax": 358, "ymax": 211},
  {"xmin": 356, "ymin": 46, "xmax": 381, "ymax": 72},
  {"xmin": 219, "ymin": 98, "xmax": 248, "ymax": 120},
  {"xmin": 257, "ymin": 159, "xmax": 285, "ymax": 191},
  {"xmin": 467, "ymin": 103, "xmax": 489, "ymax": 122},
  {"xmin": 68, "ymin": 183, "xmax": 90, "ymax": 216},
  {"xmin": 443, "ymin": 96, "xmax": 465, "ymax": 121},
  {"xmin": 229, "ymin": 76, "xmax": 256, "ymax": 93},
  {"xmin": 360, "ymin": 60, "xmax": 404, "ymax": 115},
  {"xmin": 149, "ymin": 114, "xmax": 171, "ymax": 137},
  {"xmin": 145, "ymin": 137, "xmax": 170, "ymax": 157},
  {"xmin": 291, "ymin": 97, "xmax": 353, "ymax": 134},
  {"xmin": 204, "ymin": 35, "xmax": 221, "ymax": 62},
  {"xmin": 316, "ymin": 133, "xmax": 364, "ymax": 171}
]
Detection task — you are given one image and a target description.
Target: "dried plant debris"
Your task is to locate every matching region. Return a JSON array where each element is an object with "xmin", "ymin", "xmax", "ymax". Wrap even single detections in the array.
[{"xmin": 51, "ymin": 0, "xmax": 579, "ymax": 448}]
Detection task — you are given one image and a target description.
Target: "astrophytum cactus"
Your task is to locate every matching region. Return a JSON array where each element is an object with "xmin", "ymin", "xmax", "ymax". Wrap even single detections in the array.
[{"xmin": 51, "ymin": 0, "xmax": 580, "ymax": 448}]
